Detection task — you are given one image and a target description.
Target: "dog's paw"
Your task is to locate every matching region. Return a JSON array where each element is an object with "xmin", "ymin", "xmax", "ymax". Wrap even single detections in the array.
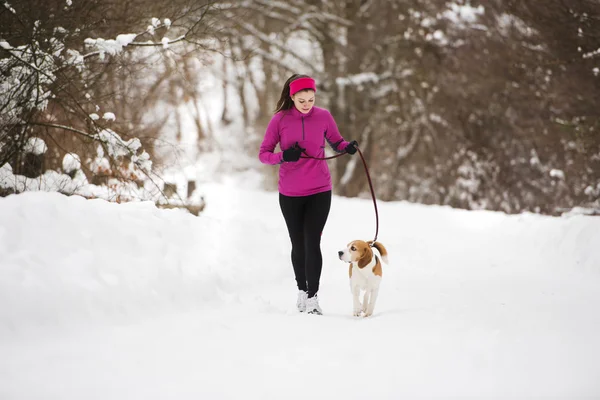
[
  {"xmin": 363, "ymin": 311, "xmax": 372, "ymax": 317},
  {"xmin": 353, "ymin": 310, "xmax": 362, "ymax": 317}
]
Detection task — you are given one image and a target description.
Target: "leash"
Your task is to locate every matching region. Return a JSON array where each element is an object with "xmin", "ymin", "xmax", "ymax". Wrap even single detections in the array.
[{"xmin": 298, "ymin": 143, "xmax": 379, "ymax": 244}]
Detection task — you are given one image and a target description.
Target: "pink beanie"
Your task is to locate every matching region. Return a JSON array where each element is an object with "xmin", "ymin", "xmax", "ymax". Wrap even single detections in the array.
[{"xmin": 289, "ymin": 77, "xmax": 317, "ymax": 96}]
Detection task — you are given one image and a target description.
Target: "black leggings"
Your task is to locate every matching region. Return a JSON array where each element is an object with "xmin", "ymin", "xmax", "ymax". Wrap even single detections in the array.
[{"xmin": 279, "ymin": 190, "xmax": 332, "ymax": 298}]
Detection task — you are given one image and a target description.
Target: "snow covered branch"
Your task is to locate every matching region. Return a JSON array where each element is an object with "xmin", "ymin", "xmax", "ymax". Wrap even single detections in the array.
[
  {"xmin": 0, "ymin": 11, "xmax": 183, "ymax": 202},
  {"xmin": 82, "ymin": 27, "xmax": 186, "ymax": 61}
]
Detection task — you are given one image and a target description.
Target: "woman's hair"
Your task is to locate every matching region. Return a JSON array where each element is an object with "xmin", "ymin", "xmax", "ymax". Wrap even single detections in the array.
[{"xmin": 274, "ymin": 74, "xmax": 312, "ymax": 114}]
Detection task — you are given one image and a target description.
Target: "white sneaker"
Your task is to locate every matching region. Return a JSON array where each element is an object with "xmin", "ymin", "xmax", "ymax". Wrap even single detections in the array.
[
  {"xmin": 296, "ymin": 290, "xmax": 308, "ymax": 312},
  {"xmin": 305, "ymin": 295, "xmax": 322, "ymax": 315}
]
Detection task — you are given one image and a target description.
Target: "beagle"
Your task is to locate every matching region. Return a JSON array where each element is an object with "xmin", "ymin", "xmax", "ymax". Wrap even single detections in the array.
[{"xmin": 338, "ymin": 240, "xmax": 389, "ymax": 317}]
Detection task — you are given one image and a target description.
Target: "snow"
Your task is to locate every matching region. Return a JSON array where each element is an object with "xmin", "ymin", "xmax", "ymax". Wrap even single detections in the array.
[
  {"xmin": 23, "ymin": 137, "xmax": 47, "ymax": 155},
  {"xmin": 1, "ymin": 182, "xmax": 599, "ymax": 398},
  {"xmin": 562, "ymin": 206, "xmax": 599, "ymax": 217},
  {"xmin": 583, "ymin": 47, "xmax": 600, "ymax": 59},
  {"xmin": 84, "ymin": 34, "xmax": 138, "ymax": 56},
  {"xmin": 62, "ymin": 153, "xmax": 81, "ymax": 172},
  {"xmin": 94, "ymin": 129, "xmax": 147, "ymax": 169},
  {"xmin": 584, "ymin": 183, "xmax": 600, "ymax": 197},
  {"xmin": 550, "ymin": 168, "xmax": 565, "ymax": 180},
  {"xmin": 115, "ymin": 34, "xmax": 137, "ymax": 47},
  {"xmin": 65, "ymin": 49, "xmax": 85, "ymax": 71},
  {"xmin": 1, "ymin": 7, "xmax": 599, "ymax": 395},
  {"xmin": 1, "ymin": 163, "xmax": 87, "ymax": 196},
  {"xmin": 444, "ymin": 3, "xmax": 485, "ymax": 25},
  {"xmin": 3, "ymin": 2, "xmax": 16, "ymax": 14},
  {"xmin": 336, "ymin": 72, "xmax": 383, "ymax": 87},
  {"xmin": 0, "ymin": 155, "xmax": 158, "ymax": 203},
  {"xmin": 429, "ymin": 29, "xmax": 448, "ymax": 45},
  {"xmin": 102, "ymin": 112, "xmax": 116, "ymax": 121},
  {"xmin": 89, "ymin": 153, "xmax": 111, "ymax": 175}
]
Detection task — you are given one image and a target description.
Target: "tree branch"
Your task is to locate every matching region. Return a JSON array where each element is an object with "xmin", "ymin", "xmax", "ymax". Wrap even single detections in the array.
[{"xmin": 23, "ymin": 122, "xmax": 96, "ymax": 140}]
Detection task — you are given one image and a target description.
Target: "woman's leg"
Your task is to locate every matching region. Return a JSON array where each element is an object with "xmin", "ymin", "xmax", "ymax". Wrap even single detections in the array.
[
  {"xmin": 303, "ymin": 190, "xmax": 332, "ymax": 298},
  {"xmin": 279, "ymin": 193, "xmax": 307, "ymax": 292}
]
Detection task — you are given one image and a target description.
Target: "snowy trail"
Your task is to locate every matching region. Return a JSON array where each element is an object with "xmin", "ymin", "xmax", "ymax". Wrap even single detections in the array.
[{"xmin": 1, "ymin": 183, "xmax": 599, "ymax": 399}]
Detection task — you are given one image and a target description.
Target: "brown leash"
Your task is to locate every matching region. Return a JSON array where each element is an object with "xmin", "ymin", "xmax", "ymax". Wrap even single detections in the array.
[{"xmin": 300, "ymin": 145, "xmax": 379, "ymax": 243}]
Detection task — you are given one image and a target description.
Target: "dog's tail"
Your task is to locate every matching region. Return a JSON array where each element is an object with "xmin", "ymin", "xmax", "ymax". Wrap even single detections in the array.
[{"xmin": 368, "ymin": 241, "xmax": 389, "ymax": 264}]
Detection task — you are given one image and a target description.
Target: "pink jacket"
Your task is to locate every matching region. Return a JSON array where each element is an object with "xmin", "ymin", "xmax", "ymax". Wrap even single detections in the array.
[{"xmin": 259, "ymin": 106, "xmax": 351, "ymax": 197}]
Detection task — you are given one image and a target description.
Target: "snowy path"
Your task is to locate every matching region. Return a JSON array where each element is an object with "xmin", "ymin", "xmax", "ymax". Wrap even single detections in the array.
[{"xmin": 1, "ymin": 184, "xmax": 599, "ymax": 399}]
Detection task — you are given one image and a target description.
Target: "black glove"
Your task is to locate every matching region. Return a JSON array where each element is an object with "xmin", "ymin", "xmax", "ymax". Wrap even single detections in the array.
[
  {"xmin": 345, "ymin": 140, "xmax": 358, "ymax": 155},
  {"xmin": 282, "ymin": 143, "xmax": 304, "ymax": 162}
]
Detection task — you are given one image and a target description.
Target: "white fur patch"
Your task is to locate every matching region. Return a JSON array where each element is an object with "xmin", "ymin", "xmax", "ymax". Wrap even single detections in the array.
[{"xmin": 350, "ymin": 255, "xmax": 382, "ymax": 317}]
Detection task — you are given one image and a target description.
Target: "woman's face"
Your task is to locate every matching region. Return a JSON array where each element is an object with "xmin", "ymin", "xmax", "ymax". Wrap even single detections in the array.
[{"xmin": 291, "ymin": 90, "xmax": 315, "ymax": 114}]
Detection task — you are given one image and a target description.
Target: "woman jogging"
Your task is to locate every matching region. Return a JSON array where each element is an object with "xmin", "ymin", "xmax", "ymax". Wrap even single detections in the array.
[{"xmin": 258, "ymin": 74, "xmax": 358, "ymax": 315}]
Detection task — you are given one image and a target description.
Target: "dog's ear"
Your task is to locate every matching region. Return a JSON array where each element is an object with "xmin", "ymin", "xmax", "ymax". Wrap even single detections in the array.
[{"xmin": 357, "ymin": 245, "xmax": 373, "ymax": 269}]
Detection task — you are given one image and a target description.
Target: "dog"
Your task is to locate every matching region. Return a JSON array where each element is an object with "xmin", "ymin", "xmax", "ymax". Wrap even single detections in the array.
[{"xmin": 338, "ymin": 240, "xmax": 388, "ymax": 317}]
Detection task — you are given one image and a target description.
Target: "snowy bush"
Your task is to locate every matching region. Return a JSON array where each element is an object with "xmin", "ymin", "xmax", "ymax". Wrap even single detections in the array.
[{"xmin": 0, "ymin": 1, "xmax": 200, "ymax": 204}]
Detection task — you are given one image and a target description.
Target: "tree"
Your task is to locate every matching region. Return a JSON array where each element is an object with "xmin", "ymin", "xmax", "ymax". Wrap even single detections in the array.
[
  {"xmin": 229, "ymin": 0, "xmax": 600, "ymax": 214},
  {"xmin": 0, "ymin": 0, "xmax": 227, "ymax": 205}
]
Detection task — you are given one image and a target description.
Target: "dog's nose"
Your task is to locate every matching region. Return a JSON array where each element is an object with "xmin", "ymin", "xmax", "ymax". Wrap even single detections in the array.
[{"xmin": 338, "ymin": 251, "xmax": 343, "ymax": 257}]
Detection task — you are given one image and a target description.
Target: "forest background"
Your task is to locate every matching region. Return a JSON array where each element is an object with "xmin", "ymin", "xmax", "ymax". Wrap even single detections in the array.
[{"xmin": 2, "ymin": 0, "xmax": 599, "ymax": 215}]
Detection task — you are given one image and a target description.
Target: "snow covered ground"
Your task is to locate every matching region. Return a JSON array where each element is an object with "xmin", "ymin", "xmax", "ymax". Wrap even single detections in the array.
[{"xmin": 1, "ymin": 182, "xmax": 599, "ymax": 399}]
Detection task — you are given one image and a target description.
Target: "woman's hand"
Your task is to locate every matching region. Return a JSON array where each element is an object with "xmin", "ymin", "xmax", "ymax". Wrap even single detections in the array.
[
  {"xmin": 345, "ymin": 140, "xmax": 358, "ymax": 155},
  {"xmin": 283, "ymin": 143, "xmax": 304, "ymax": 162}
]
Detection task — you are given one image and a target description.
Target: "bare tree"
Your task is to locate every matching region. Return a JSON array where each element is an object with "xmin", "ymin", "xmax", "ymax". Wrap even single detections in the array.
[{"xmin": 222, "ymin": 0, "xmax": 599, "ymax": 214}]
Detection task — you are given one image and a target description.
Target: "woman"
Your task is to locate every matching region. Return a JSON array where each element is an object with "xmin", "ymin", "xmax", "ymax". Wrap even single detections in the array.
[{"xmin": 258, "ymin": 74, "xmax": 358, "ymax": 315}]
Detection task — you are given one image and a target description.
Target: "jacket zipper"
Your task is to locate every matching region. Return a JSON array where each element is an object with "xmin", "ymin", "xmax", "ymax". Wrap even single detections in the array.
[{"xmin": 301, "ymin": 117, "xmax": 305, "ymax": 141}]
